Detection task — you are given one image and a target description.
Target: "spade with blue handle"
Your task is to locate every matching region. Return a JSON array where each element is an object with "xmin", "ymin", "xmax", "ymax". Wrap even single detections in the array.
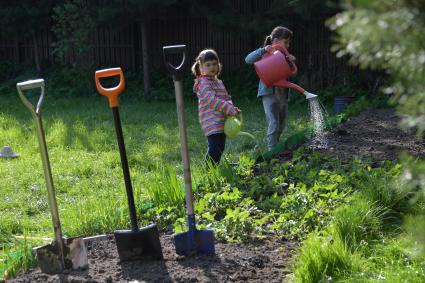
[{"xmin": 163, "ymin": 45, "xmax": 215, "ymax": 256}]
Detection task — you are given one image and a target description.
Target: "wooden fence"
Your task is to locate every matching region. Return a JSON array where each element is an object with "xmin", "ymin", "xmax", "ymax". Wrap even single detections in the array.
[{"xmin": 0, "ymin": 14, "xmax": 359, "ymax": 90}]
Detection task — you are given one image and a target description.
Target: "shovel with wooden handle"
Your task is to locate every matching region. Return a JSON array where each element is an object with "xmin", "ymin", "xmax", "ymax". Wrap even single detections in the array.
[
  {"xmin": 163, "ymin": 45, "xmax": 215, "ymax": 256},
  {"xmin": 16, "ymin": 79, "xmax": 88, "ymax": 274},
  {"xmin": 95, "ymin": 67, "xmax": 163, "ymax": 261}
]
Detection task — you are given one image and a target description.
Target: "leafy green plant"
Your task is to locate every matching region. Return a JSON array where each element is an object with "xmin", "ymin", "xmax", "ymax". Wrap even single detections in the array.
[{"xmin": 0, "ymin": 242, "xmax": 36, "ymax": 280}]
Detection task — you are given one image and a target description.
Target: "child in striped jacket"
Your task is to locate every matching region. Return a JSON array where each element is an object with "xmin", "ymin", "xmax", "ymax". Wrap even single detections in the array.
[{"xmin": 192, "ymin": 49, "xmax": 241, "ymax": 165}]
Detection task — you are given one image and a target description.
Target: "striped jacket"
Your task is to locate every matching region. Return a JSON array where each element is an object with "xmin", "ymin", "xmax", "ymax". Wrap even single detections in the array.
[{"xmin": 193, "ymin": 75, "xmax": 236, "ymax": 136}]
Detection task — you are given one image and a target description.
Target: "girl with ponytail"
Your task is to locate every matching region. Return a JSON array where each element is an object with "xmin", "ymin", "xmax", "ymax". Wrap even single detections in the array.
[
  {"xmin": 245, "ymin": 26, "xmax": 296, "ymax": 150},
  {"xmin": 192, "ymin": 49, "xmax": 241, "ymax": 165}
]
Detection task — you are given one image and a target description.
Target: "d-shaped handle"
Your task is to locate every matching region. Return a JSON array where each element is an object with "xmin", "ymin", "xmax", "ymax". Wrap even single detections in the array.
[
  {"xmin": 16, "ymin": 78, "xmax": 45, "ymax": 115},
  {"xmin": 163, "ymin": 45, "xmax": 186, "ymax": 81},
  {"xmin": 95, "ymin": 67, "xmax": 126, "ymax": 108}
]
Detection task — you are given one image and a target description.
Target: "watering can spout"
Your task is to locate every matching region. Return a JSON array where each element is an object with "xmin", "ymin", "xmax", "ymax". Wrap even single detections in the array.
[{"xmin": 304, "ymin": 91, "xmax": 318, "ymax": 100}]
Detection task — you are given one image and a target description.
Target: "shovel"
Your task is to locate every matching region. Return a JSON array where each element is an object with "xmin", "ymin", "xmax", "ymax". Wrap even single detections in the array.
[
  {"xmin": 94, "ymin": 67, "xmax": 163, "ymax": 261},
  {"xmin": 163, "ymin": 45, "xmax": 215, "ymax": 256},
  {"xmin": 16, "ymin": 79, "xmax": 88, "ymax": 274}
]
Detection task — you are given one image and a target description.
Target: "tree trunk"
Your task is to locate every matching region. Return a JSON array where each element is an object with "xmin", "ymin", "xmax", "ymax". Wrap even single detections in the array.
[
  {"xmin": 141, "ymin": 21, "xmax": 150, "ymax": 97},
  {"xmin": 31, "ymin": 30, "xmax": 42, "ymax": 74}
]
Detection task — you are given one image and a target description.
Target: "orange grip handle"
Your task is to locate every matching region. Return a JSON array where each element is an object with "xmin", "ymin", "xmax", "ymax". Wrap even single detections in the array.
[{"xmin": 95, "ymin": 67, "xmax": 125, "ymax": 107}]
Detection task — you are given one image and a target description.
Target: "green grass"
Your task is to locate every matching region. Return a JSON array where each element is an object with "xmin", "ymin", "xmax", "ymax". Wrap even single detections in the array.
[
  {"xmin": 2, "ymin": 73, "xmax": 407, "ymax": 281},
  {"xmin": 0, "ymin": 83, "xmax": 312, "ymax": 277},
  {"xmin": 293, "ymin": 159, "xmax": 425, "ymax": 283}
]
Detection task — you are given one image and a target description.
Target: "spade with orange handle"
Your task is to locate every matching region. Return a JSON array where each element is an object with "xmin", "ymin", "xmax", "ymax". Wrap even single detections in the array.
[{"xmin": 95, "ymin": 67, "xmax": 163, "ymax": 261}]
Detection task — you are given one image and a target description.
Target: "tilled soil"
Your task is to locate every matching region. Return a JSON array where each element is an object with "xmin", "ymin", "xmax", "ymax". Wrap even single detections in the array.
[
  {"xmin": 8, "ymin": 235, "xmax": 295, "ymax": 283},
  {"xmin": 280, "ymin": 108, "xmax": 425, "ymax": 164},
  {"xmin": 317, "ymin": 108, "xmax": 425, "ymax": 163}
]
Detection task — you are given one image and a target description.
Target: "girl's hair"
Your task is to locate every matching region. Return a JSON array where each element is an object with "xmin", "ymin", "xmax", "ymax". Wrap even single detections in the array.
[
  {"xmin": 263, "ymin": 26, "xmax": 293, "ymax": 46},
  {"xmin": 191, "ymin": 49, "xmax": 222, "ymax": 76}
]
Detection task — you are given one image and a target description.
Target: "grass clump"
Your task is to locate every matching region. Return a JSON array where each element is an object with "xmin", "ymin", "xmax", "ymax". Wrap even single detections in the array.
[{"xmin": 293, "ymin": 158, "xmax": 425, "ymax": 282}]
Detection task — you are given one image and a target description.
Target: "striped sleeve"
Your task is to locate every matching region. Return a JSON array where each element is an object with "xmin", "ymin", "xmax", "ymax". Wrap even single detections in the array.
[{"xmin": 197, "ymin": 80, "xmax": 235, "ymax": 115}]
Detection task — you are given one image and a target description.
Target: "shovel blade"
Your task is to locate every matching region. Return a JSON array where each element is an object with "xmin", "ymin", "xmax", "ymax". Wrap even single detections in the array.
[
  {"xmin": 36, "ymin": 237, "xmax": 88, "ymax": 274},
  {"xmin": 114, "ymin": 224, "xmax": 163, "ymax": 261},
  {"xmin": 174, "ymin": 229, "xmax": 215, "ymax": 256}
]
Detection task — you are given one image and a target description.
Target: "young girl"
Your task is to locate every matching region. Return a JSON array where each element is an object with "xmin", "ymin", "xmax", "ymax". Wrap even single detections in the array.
[
  {"xmin": 192, "ymin": 49, "xmax": 240, "ymax": 165},
  {"xmin": 245, "ymin": 26, "xmax": 295, "ymax": 150}
]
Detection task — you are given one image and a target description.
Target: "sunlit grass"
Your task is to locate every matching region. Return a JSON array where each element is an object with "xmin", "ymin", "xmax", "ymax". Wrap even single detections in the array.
[{"xmin": 0, "ymin": 85, "xmax": 313, "ymax": 277}]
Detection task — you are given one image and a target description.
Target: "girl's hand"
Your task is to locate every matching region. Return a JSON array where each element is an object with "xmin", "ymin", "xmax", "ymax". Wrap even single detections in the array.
[
  {"xmin": 264, "ymin": 45, "xmax": 274, "ymax": 53},
  {"xmin": 287, "ymin": 54, "xmax": 296, "ymax": 61},
  {"xmin": 230, "ymin": 107, "xmax": 241, "ymax": 116}
]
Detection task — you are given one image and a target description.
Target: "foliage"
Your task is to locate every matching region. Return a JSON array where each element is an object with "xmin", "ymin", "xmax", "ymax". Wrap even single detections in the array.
[
  {"xmin": 0, "ymin": 1, "xmax": 56, "ymax": 36},
  {"xmin": 293, "ymin": 157, "xmax": 425, "ymax": 282},
  {"xmin": 96, "ymin": 0, "xmax": 177, "ymax": 25},
  {"xmin": 0, "ymin": 61, "xmax": 35, "ymax": 86},
  {"xmin": 188, "ymin": 0, "xmax": 342, "ymax": 34},
  {"xmin": 0, "ymin": 1, "xmax": 58, "ymax": 72},
  {"xmin": 1, "ymin": 242, "xmax": 36, "ymax": 280},
  {"xmin": 328, "ymin": 0, "xmax": 425, "ymax": 135},
  {"xmin": 51, "ymin": 0, "xmax": 97, "ymax": 93},
  {"xmin": 326, "ymin": 2, "xmax": 425, "ymax": 281}
]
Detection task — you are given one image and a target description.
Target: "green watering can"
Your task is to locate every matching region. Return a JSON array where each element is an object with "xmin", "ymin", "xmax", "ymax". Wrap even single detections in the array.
[{"xmin": 224, "ymin": 114, "xmax": 255, "ymax": 139}]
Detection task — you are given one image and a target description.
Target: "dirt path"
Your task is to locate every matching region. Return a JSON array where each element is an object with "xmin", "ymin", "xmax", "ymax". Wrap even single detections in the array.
[{"xmin": 8, "ymin": 235, "xmax": 295, "ymax": 283}]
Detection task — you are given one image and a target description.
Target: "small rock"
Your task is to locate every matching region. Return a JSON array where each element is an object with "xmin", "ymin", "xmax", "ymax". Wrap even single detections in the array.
[
  {"xmin": 336, "ymin": 129, "xmax": 349, "ymax": 136},
  {"xmin": 387, "ymin": 144, "xmax": 396, "ymax": 150}
]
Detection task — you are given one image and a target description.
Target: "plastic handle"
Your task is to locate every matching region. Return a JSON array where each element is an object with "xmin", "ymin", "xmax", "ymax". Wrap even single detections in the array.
[
  {"xmin": 94, "ymin": 67, "xmax": 125, "ymax": 108},
  {"xmin": 163, "ymin": 45, "xmax": 186, "ymax": 81},
  {"xmin": 272, "ymin": 44, "xmax": 298, "ymax": 75},
  {"xmin": 16, "ymin": 78, "xmax": 45, "ymax": 115},
  {"xmin": 238, "ymin": 113, "xmax": 243, "ymax": 124}
]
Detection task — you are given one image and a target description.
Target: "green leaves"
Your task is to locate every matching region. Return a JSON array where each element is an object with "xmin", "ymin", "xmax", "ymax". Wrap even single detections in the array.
[{"xmin": 328, "ymin": 0, "xmax": 425, "ymax": 134}]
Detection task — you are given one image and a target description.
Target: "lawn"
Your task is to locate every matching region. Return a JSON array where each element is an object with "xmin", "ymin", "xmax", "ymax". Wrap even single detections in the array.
[
  {"xmin": 0, "ymin": 85, "xmax": 311, "ymax": 248},
  {"xmin": 2, "ymin": 83, "xmax": 425, "ymax": 282}
]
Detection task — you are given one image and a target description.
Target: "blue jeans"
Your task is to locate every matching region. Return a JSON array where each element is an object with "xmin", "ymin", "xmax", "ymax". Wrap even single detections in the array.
[{"xmin": 206, "ymin": 133, "xmax": 226, "ymax": 165}]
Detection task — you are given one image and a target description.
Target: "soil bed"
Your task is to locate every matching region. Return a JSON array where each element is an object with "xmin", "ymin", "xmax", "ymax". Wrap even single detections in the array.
[
  {"xmin": 8, "ymin": 235, "xmax": 295, "ymax": 283},
  {"xmin": 280, "ymin": 108, "xmax": 425, "ymax": 164}
]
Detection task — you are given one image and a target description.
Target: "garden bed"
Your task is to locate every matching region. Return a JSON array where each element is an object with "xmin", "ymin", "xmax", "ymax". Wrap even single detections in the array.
[
  {"xmin": 313, "ymin": 108, "xmax": 425, "ymax": 163},
  {"xmin": 7, "ymin": 235, "xmax": 295, "ymax": 283},
  {"xmin": 278, "ymin": 108, "xmax": 425, "ymax": 163}
]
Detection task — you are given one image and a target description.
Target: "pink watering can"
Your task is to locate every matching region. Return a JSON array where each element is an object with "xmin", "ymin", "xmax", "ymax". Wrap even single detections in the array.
[{"xmin": 254, "ymin": 45, "xmax": 317, "ymax": 100}]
